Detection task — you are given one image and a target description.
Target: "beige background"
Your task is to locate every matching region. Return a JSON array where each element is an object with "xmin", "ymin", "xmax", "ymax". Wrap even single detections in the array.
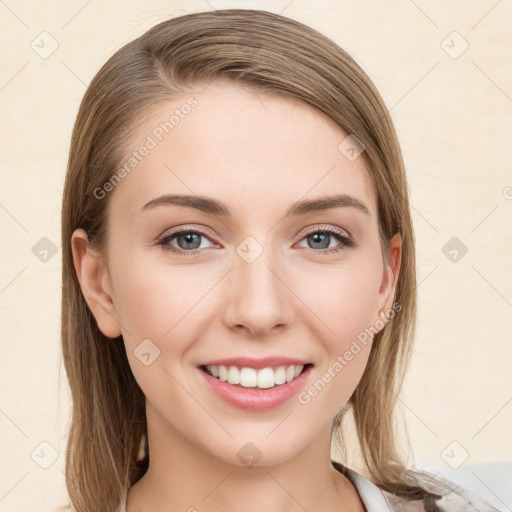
[{"xmin": 0, "ymin": 1, "xmax": 511, "ymax": 510}]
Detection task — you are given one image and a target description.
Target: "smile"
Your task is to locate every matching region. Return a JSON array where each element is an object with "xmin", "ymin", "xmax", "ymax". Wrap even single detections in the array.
[
  {"xmin": 198, "ymin": 358, "xmax": 314, "ymax": 411},
  {"xmin": 203, "ymin": 364, "xmax": 308, "ymax": 389}
]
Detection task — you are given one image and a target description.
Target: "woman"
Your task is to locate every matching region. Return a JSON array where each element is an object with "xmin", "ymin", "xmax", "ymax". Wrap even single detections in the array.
[{"xmin": 59, "ymin": 9, "xmax": 500, "ymax": 512}]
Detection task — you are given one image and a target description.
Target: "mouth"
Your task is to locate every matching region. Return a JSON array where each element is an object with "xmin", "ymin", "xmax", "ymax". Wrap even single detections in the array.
[
  {"xmin": 197, "ymin": 356, "xmax": 314, "ymax": 410},
  {"xmin": 200, "ymin": 363, "xmax": 313, "ymax": 390}
]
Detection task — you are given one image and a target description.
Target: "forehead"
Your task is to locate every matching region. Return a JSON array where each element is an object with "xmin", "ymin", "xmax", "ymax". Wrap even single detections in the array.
[{"xmin": 108, "ymin": 80, "xmax": 377, "ymax": 223}]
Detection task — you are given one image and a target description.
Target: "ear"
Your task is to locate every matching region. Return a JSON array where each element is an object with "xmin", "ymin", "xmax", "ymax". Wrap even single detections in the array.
[
  {"xmin": 377, "ymin": 232, "xmax": 402, "ymax": 320},
  {"xmin": 70, "ymin": 228, "xmax": 122, "ymax": 339}
]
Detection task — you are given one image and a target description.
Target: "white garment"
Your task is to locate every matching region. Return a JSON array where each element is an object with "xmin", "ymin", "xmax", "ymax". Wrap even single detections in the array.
[{"xmin": 341, "ymin": 463, "xmax": 502, "ymax": 512}]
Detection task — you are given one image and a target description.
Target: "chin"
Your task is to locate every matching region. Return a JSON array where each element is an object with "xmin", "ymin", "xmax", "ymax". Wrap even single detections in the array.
[{"xmin": 203, "ymin": 430, "xmax": 310, "ymax": 469}]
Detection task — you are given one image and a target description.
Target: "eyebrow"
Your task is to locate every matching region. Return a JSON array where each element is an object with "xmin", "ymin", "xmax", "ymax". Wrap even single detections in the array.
[{"xmin": 138, "ymin": 193, "xmax": 370, "ymax": 218}]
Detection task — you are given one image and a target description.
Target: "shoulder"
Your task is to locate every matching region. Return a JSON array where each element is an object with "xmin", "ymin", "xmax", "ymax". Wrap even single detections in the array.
[{"xmin": 382, "ymin": 468, "xmax": 502, "ymax": 512}]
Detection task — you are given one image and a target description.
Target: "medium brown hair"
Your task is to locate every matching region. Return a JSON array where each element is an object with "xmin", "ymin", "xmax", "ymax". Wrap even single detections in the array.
[{"xmin": 61, "ymin": 8, "xmax": 426, "ymax": 511}]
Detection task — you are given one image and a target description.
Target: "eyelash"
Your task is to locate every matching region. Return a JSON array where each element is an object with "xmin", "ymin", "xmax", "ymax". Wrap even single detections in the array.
[{"xmin": 156, "ymin": 226, "xmax": 355, "ymax": 256}]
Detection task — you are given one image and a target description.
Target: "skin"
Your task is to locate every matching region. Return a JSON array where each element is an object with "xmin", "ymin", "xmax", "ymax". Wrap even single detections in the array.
[{"xmin": 72, "ymin": 80, "xmax": 401, "ymax": 512}]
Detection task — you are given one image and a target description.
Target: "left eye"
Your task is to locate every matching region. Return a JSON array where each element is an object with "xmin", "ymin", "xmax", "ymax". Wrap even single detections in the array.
[{"xmin": 296, "ymin": 229, "xmax": 354, "ymax": 253}]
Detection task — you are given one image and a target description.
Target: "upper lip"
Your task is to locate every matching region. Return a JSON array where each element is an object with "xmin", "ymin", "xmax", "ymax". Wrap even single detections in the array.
[{"xmin": 199, "ymin": 356, "xmax": 312, "ymax": 369}]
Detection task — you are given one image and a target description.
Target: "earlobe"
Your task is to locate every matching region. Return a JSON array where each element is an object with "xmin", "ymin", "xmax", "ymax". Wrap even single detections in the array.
[{"xmin": 70, "ymin": 228, "xmax": 122, "ymax": 339}]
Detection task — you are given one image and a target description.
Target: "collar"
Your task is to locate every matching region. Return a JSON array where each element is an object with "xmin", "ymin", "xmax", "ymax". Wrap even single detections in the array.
[{"xmin": 332, "ymin": 460, "xmax": 392, "ymax": 511}]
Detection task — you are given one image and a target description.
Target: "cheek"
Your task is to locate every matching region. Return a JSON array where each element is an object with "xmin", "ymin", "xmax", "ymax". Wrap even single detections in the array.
[
  {"xmin": 296, "ymin": 280, "xmax": 376, "ymax": 414},
  {"xmin": 110, "ymin": 255, "xmax": 217, "ymax": 402},
  {"xmin": 297, "ymin": 256, "xmax": 382, "ymax": 348},
  {"xmin": 109, "ymin": 250, "xmax": 223, "ymax": 372},
  {"xmin": 298, "ymin": 346, "xmax": 371, "ymax": 416},
  {"xmin": 293, "ymin": 258, "xmax": 380, "ymax": 407}
]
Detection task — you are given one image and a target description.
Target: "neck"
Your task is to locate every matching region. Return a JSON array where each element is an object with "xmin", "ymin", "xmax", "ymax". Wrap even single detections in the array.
[{"xmin": 126, "ymin": 404, "xmax": 363, "ymax": 512}]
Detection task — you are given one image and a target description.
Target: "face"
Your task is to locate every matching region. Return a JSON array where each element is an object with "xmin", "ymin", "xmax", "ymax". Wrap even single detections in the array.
[{"xmin": 73, "ymin": 80, "xmax": 400, "ymax": 467}]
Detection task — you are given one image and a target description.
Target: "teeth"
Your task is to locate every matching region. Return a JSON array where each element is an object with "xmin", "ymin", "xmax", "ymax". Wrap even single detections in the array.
[
  {"xmin": 205, "ymin": 364, "xmax": 305, "ymax": 389},
  {"xmin": 257, "ymin": 368, "xmax": 275, "ymax": 389},
  {"xmin": 274, "ymin": 366, "xmax": 286, "ymax": 385},
  {"xmin": 240, "ymin": 367, "xmax": 257, "ymax": 387},
  {"xmin": 218, "ymin": 365, "xmax": 228, "ymax": 382},
  {"xmin": 227, "ymin": 366, "xmax": 240, "ymax": 385}
]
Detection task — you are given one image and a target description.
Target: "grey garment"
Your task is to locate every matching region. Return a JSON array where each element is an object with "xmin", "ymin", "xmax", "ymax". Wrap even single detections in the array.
[
  {"xmin": 115, "ymin": 463, "xmax": 502, "ymax": 512},
  {"xmin": 338, "ymin": 462, "xmax": 502, "ymax": 512}
]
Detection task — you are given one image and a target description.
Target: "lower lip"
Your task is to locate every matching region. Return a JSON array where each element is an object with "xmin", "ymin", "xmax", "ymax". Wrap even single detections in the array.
[{"xmin": 199, "ymin": 366, "xmax": 312, "ymax": 411}]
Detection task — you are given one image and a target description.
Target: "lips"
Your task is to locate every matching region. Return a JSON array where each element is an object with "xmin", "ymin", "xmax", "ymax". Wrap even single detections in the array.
[{"xmin": 198, "ymin": 357, "xmax": 313, "ymax": 411}]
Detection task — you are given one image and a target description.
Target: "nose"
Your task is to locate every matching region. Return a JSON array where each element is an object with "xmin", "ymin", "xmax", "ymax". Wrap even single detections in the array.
[{"xmin": 223, "ymin": 246, "xmax": 294, "ymax": 339}]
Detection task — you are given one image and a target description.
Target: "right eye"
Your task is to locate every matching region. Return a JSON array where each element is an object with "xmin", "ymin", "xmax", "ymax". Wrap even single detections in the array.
[{"xmin": 156, "ymin": 228, "xmax": 217, "ymax": 255}]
